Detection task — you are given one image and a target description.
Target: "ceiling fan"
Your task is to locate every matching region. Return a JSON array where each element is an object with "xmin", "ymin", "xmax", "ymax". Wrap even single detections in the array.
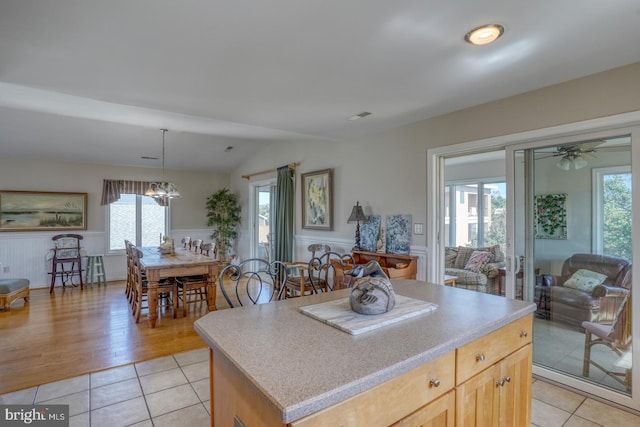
[{"xmin": 536, "ymin": 139, "xmax": 629, "ymax": 171}]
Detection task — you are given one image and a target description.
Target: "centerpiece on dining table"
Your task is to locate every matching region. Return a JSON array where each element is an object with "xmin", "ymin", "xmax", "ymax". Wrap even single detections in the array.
[{"xmin": 159, "ymin": 235, "xmax": 175, "ymax": 255}]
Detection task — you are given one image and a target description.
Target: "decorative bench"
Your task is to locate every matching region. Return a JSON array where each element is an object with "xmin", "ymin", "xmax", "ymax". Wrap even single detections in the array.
[{"xmin": 0, "ymin": 279, "xmax": 30, "ymax": 310}]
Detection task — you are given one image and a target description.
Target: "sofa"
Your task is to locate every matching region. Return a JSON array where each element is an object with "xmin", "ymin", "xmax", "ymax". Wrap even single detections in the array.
[
  {"xmin": 444, "ymin": 245, "xmax": 505, "ymax": 294},
  {"xmin": 535, "ymin": 253, "xmax": 632, "ymax": 328}
]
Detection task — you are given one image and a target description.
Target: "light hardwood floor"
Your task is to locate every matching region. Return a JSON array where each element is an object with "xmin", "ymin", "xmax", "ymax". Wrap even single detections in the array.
[{"xmin": 0, "ymin": 281, "xmax": 218, "ymax": 395}]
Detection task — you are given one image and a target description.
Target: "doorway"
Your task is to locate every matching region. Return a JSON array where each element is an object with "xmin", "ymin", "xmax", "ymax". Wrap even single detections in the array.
[
  {"xmin": 250, "ymin": 179, "xmax": 276, "ymax": 261},
  {"xmin": 428, "ymin": 119, "xmax": 639, "ymax": 410}
]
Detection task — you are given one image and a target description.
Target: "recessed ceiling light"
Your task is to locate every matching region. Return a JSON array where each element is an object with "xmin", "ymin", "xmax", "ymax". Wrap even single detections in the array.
[
  {"xmin": 464, "ymin": 24, "xmax": 504, "ymax": 45},
  {"xmin": 346, "ymin": 112, "xmax": 372, "ymax": 121}
]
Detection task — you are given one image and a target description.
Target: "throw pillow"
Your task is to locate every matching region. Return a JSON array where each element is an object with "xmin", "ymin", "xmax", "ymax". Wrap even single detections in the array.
[
  {"xmin": 444, "ymin": 247, "xmax": 458, "ymax": 267},
  {"xmin": 488, "ymin": 244, "xmax": 504, "ymax": 263},
  {"xmin": 454, "ymin": 246, "xmax": 476, "ymax": 269},
  {"xmin": 563, "ymin": 269, "xmax": 608, "ymax": 293},
  {"xmin": 465, "ymin": 251, "xmax": 492, "ymax": 273}
]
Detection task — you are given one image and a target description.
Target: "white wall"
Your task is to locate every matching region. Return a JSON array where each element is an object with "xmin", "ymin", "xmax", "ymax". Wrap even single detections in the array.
[{"xmin": 0, "ymin": 158, "xmax": 229, "ymax": 287}]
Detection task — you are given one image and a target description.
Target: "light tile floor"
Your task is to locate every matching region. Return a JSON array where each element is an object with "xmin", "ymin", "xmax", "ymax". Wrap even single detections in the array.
[{"xmin": 1, "ymin": 348, "xmax": 639, "ymax": 426}]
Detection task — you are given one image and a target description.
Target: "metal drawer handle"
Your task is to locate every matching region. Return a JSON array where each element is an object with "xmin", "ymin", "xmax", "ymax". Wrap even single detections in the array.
[
  {"xmin": 429, "ymin": 379, "xmax": 441, "ymax": 388},
  {"xmin": 520, "ymin": 330, "xmax": 528, "ymax": 337},
  {"xmin": 476, "ymin": 354, "xmax": 486, "ymax": 362},
  {"xmin": 496, "ymin": 376, "xmax": 511, "ymax": 387}
]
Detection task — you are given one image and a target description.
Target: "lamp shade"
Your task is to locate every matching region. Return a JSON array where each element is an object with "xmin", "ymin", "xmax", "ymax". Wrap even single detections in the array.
[
  {"xmin": 573, "ymin": 156, "xmax": 588, "ymax": 169},
  {"xmin": 556, "ymin": 157, "xmax": 571, "ymax": 171},
  {"xmin": 348, "ymin": 201, "xmax": 368, "ymax": 223}
]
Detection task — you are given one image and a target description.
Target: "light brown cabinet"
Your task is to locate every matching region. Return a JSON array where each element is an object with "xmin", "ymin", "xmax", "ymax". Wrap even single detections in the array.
[
  {"xmin": 391, "ymin": 391, "xmax": 455, "ymax": 427},
  {"xmin": 455, "ymin": 314, "xmax": 533, "ymax": 427},
  {"xmin": 210, "ymin": 314, "xmax": 533, "ymax": 427},
  {"xmin": 351, "ymin": 250, "xmax": 417, "ymax": 280}
]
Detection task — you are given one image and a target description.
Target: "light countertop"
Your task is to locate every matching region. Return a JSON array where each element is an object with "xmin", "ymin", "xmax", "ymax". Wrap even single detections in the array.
[{"xmin": 194, "ymin": 279, "xmax": 536, "ymax": 423}]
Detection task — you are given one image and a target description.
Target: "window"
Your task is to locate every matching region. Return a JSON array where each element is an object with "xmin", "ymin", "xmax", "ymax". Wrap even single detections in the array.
[
  {"xmin": 593, "ymin": 166, "xmax": 632, "ymax": 259},
  {"xmin": 108, "ymin": 194, "xmax": 168, "ymax": 252},
  {"xmin": 445, "ymin": 181, "xmax": 506, "ymax": 249}
]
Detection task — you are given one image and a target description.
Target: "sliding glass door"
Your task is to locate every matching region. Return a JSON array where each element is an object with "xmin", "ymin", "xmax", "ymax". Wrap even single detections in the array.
[{"xmin": 506, "ymin": 131, "xmax": 635, "ymax": 407}]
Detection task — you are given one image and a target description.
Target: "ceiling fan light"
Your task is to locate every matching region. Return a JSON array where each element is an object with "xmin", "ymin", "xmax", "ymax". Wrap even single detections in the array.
[
  {"xmin": 573, "ymin": 156, "xmax": 588, "ymax": 169},
  {"xmin": 556, "ymin": 158, "xmax": 571, "ymax": 171}
]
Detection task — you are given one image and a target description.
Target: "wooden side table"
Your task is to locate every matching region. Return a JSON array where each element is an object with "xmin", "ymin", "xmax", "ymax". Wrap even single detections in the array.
[{"xmin": 443, "ymin": 275, "xmax": 457, "ymax": 287}]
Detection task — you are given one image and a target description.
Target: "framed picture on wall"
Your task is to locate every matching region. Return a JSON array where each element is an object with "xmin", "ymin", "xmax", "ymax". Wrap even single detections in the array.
[
  {"xmin": 0, "ymin": 191, "xmax": 88, "ymax": 232},
  {"xmin": 534, "ymin": 193, "xmax": 567, "ymax": 239},
  {"xmin": 301, "ymin": 169, "xmax": 333, "ymax": 230}
]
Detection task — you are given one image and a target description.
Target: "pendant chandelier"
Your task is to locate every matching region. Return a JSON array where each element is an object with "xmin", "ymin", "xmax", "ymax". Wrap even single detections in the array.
[{"xmin": 144, "ymin": 129, "xmax": 181, "ymax": 200}]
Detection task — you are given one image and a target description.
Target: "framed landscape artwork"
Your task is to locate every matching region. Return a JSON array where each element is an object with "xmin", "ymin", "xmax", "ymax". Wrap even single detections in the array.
[
  {"xmin": 0, "ymin": 191, "xmax": 88, "ymax": 232},
  {"xmin": 301, "ymin": 169, "xmax": 333, "ymax": 230}
]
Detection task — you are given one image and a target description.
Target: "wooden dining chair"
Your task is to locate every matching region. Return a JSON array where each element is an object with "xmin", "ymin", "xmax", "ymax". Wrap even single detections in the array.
[
  {"xmin": 131, "ymin": 247, "xmax": 178, "ymax": 323},
  {"xmin": 283, "ymin": 251, "xmax": 354, "ymax": 298},
  {"xmin": 124, "ymin": 240, "xmax": 135, "ymax": 306},
  {"xmin": 175, "ymin": 242, "xmax": 215, "ymax": 316},
  {"xmin": 201, "ymin": 242, "xmax": 217, "ymax": 258},
  {"xmin": 281, "ymin": 244, "xmax": 331, "ymax": 298},
  {"xmin": 218, "ymin": 258, "xmax": 288, "ymax": 308},
  {"xmin": 180, "ymin": 236, "xmax": 191, "ymax": 249},
  {"xmin": 190, "ymin": 239, "xmax": 203, "ymax": 253}
]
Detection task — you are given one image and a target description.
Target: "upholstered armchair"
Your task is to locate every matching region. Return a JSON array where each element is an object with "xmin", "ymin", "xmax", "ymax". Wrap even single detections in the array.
[{"xmin": 536, "ymin": 253, "xmax": 632, "ymax": 328}]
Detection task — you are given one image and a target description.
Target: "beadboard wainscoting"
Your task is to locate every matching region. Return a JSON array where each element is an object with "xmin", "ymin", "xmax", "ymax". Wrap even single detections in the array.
[{"xmin": 0, "ymin": 229, "xmax": 212, "ymax": 288}]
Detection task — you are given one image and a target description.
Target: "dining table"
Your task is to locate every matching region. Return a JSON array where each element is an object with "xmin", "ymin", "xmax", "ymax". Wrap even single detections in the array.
[{"xmin": 138, "ymin": 246, "xmax": 219, "ymax": 328}]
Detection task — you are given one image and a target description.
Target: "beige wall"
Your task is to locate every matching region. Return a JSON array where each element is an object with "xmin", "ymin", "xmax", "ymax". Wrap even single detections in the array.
[
  {"xmin": 229, "ymin": 62, "xmax": 640, "ymax": 256},
  {"xmin": 0, "ymin": 158, "xmax": 228, "ymax": 230},
  {"xmin": 2, "ymin": 62, "xmax": 639, "ymax": 283},
  {"xmin": 0, "ymin": 158, "xmax": 229, "ymax": 286}
]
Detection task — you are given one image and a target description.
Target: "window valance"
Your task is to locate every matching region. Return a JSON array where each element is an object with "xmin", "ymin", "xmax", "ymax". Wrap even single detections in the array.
[{"xmin": 101, "ymin": 180, "xmax": 169, "ymax": 206}]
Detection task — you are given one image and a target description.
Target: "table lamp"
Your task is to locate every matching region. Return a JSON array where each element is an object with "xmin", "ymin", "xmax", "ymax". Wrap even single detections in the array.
[{"xmin": 347, "ymin": 201, "xmax": 369, "ymax": 251}]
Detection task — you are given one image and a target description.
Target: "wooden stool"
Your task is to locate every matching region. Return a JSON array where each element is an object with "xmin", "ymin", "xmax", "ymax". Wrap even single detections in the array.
[
  {"xmin": 85, "ymin": 254, "xmax": 107, "ymax": 287},
  {"xmin": 0, "ymin": 279, "xmax": 30, "ymax": 310}
]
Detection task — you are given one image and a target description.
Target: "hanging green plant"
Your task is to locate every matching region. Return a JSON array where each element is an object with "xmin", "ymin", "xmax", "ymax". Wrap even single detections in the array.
[{"xmin": 206, "ymin": 188, "xmax": 241, "ymax": 261}]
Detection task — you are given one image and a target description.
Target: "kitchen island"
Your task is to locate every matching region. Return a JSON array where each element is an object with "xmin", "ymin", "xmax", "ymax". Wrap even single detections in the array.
[{"xmin": 194, "ymin": 279, "xmax": 536, "ymax": 426}]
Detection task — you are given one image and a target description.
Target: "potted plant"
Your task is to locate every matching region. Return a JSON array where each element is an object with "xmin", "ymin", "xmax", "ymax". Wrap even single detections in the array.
[{"xmin": 206, "ymin": 188, "xmax": 241, "ymax": 262}]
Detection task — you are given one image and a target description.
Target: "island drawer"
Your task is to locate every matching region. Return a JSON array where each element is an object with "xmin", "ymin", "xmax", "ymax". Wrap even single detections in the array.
[
  {"xmin": 291, "ymin": 351, "xmax": 455, "ymax": 427},
  {"xmin": 455, "ymin": 314, "xmax": 532, "ymax": 385}
]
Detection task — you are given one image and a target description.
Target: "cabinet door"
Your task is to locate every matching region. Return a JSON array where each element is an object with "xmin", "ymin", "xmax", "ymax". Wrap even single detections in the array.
[
  {"xmin": 455, "ymin": 364, "xmax": 500, "ymax": 427},
  {"xmin": 391, "ymin": 390, "xmax": 455, "ymax": 427},
  {"xmin": 498, "ymin": 344, "xmax": 532, "ymax": 427}
]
